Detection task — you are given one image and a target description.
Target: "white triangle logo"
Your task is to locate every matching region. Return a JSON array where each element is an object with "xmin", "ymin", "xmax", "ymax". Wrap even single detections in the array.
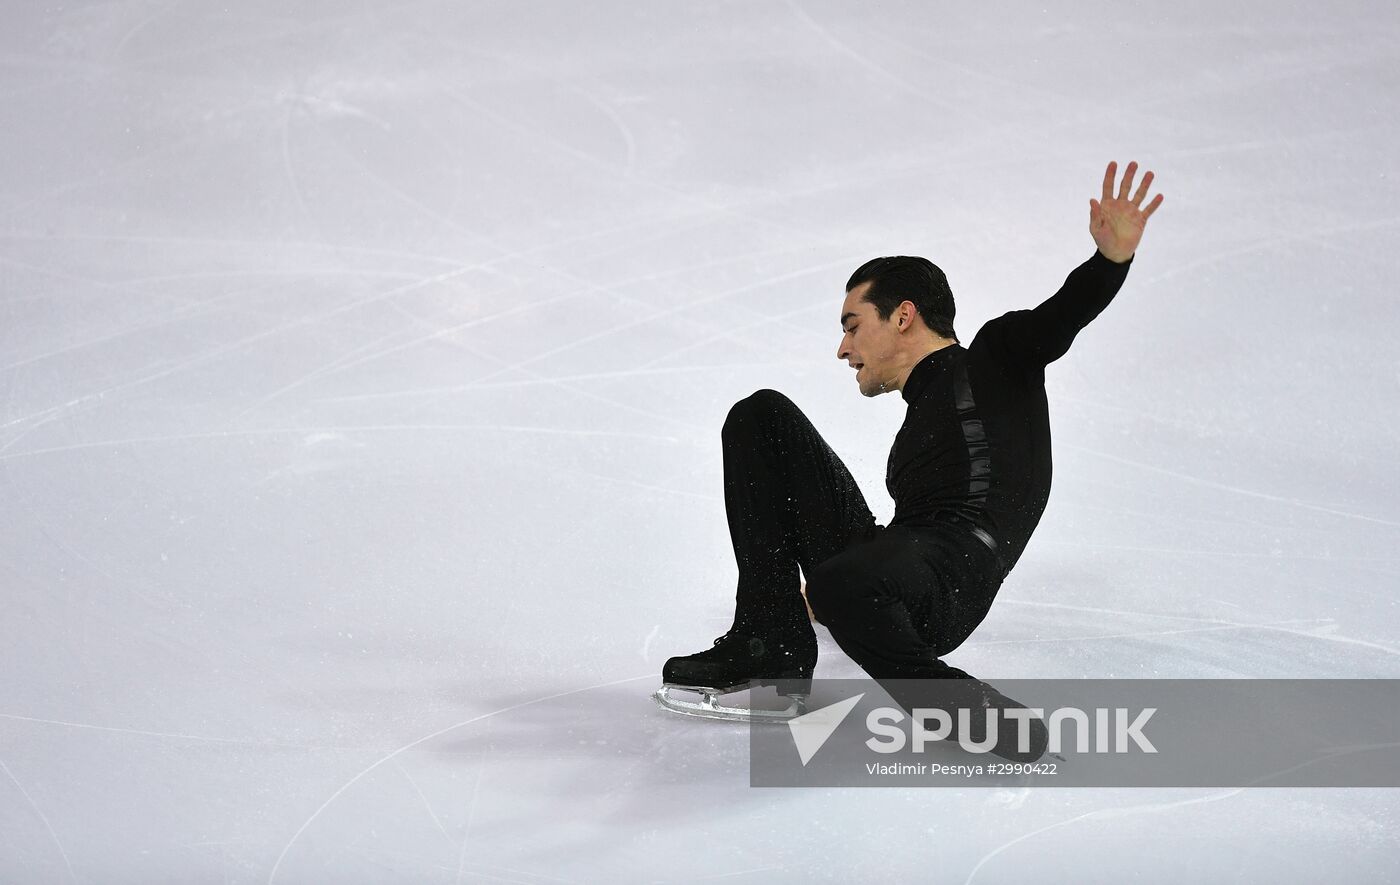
[{"xmin": 786, "ymin": 693, "xmax": 865, "ymax": 766}]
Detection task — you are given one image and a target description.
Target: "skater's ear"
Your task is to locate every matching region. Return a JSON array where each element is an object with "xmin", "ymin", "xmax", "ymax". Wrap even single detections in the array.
[{"xmin": 894, "ymin": 301, "xmax": 917, "ymax": 331}]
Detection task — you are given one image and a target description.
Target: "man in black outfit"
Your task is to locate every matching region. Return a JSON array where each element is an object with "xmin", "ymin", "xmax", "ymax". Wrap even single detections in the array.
[{"xmin": 661, "ymin": 161, "xmax": 1164, "ymax": 760}]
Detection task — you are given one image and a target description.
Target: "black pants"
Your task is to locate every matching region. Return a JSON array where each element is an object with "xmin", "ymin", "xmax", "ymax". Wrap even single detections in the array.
[{"xmin": 723, "ymin": 389, "xmax": 1005, "ymax": 681}]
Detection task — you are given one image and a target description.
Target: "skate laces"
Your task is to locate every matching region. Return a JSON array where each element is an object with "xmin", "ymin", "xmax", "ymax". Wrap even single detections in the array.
[
  {"xmin": 713, "ymin": 625, "xmax": 750, "ymax": 645},
  {"xmin": 711, "ymin": 630, "xmax": 765, "ymax": 655}
]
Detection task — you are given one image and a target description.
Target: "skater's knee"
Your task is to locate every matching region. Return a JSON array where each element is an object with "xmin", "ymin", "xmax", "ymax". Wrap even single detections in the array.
[
  {"xmin": 805, "ymin": 557, "xmax": 879, "ymax": 619},
  {"xmin": 724, "ymin": 388, "xmax": 796, "ymax": 434}
]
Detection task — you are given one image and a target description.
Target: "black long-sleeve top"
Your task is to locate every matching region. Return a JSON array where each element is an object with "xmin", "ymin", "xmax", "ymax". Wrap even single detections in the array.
[{"xmin": 886, "ymin": 249, "xmax": 1133, "ymax": 573}]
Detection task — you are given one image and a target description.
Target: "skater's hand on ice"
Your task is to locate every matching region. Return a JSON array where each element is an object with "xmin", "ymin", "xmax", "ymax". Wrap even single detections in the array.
[{"xmin": 1090, "ymin": 160, "xmax": 1163, "ymax": 264}]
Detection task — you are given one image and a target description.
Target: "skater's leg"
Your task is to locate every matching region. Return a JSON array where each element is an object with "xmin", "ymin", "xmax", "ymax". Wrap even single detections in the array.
[
  {"xmin": 805, "ymin": 527, "xmax": 1046, "ymax": 761},
  {"xmin": 803, "ymin": 529, "xmax": 976, "ymax": 680},
  {"xmin": 659, "ymin": 389, "xmax": 873, "ymax": 694},
  {"xmin": 722, "ymin": 389, "xmax": 878, "ymax": 635}
]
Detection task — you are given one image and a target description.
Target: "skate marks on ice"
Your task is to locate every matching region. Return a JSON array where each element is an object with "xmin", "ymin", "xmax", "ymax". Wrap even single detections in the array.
[
  {"xmin": 266, "ymin": 673, "xmax": 646, "ymax": 881},
  {"xmin": 1060, "ymin": 441, "xmax": 1400, "ymax": 529},
  {"xmin": 956, "ymin": 597, "xmax": 1400, "ymax": 685},
  {"xmin": 268, "ymin": 673, "xmax": 783, "ymax": 883},
  {"xmin": 983, "ymin": 600, "xmax": 1396, "ymax": 656},
  {"xmin": 962, "ymin": 788, "xmax": 1245, "ymax": 885},
  {"xmin": 0, "ymin": 754, "xmax": 76, "ymax": 883},
  {"xmin": 964, "ymin": 755, "xmax": 1400, "ymax": 884}
]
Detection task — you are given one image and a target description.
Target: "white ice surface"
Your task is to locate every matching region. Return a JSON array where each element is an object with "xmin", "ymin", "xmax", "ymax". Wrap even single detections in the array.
[{"xmin": 2, "ymin": 1, "xmax": 1399, "ymax": 882}]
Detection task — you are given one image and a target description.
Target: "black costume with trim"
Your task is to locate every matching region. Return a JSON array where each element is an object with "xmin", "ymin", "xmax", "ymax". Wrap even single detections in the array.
[{"xmin": 714, "ymin": 250, "xmax": 1134, "ymax": 679}]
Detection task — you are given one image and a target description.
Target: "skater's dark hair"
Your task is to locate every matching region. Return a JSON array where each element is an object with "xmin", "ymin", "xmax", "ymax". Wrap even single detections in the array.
[{"xmin": 846, "ymin": 256, "xmax": 957, "ymax": 342}]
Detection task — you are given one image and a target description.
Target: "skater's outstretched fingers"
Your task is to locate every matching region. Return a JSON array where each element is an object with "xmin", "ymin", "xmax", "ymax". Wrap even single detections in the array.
[
  {"xmin": 1116, "ymin": 160, "xmax": 1138, "ymax": 201},
  {"xmin": 1141, "ymin": 184, "xmax": 1164, "ymax": 219},
  {"xmin": 1102, "ymin": 159, "xmax": 1164, "ymax": 220},
  {"xmin": 1132, "ymin": 169, "xmax": 1155, "ymax": 207},
  {"xmin": 1101, "ymin": 160, "xmax": 1118, "ymax": 203},
  {"xmin": 1090, "ymin": 160, "xmax": 1165, "ymax": 261}
]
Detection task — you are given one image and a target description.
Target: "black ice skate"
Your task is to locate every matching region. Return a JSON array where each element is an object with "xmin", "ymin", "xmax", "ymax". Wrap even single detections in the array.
[
  {"xmin": 653, "ymin": 628, "xmax": 816, "ymax": 723},
  {"xmin": 882, "ymin": 676, "xmax": 1050, "ymax": 763}
]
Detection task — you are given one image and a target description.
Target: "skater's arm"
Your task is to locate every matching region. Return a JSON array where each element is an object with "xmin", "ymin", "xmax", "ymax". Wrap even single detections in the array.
[
  {"xmin": 978, "ymin": 161, "xmax": 1163, "ymax": 369},
  {"xmin": 983, "ymin": 250, "xmax": 1132, "ymax": 368}
]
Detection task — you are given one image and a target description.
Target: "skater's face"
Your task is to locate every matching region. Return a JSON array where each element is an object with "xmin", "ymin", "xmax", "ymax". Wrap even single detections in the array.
[{"xmin": 838, "ymin": 282, "xmax": 910, "ymax": 397}]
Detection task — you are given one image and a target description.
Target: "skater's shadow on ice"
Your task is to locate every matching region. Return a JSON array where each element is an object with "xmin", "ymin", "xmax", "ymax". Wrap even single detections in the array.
[{"xmin": 429, "ymin": 679, "xmax": 808, "ymax": 861}]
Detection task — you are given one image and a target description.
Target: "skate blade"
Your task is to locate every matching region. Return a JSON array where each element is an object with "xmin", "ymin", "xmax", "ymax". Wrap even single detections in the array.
[{"xmin": 652, "ymin": 684, "xmax": 808, "ymax": 724}]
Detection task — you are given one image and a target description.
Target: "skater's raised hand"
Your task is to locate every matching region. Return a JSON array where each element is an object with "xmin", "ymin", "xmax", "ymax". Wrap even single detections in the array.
[{"xmin": 1090, "ymin": 160, "xmax": 1163, "ymax": 263}]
